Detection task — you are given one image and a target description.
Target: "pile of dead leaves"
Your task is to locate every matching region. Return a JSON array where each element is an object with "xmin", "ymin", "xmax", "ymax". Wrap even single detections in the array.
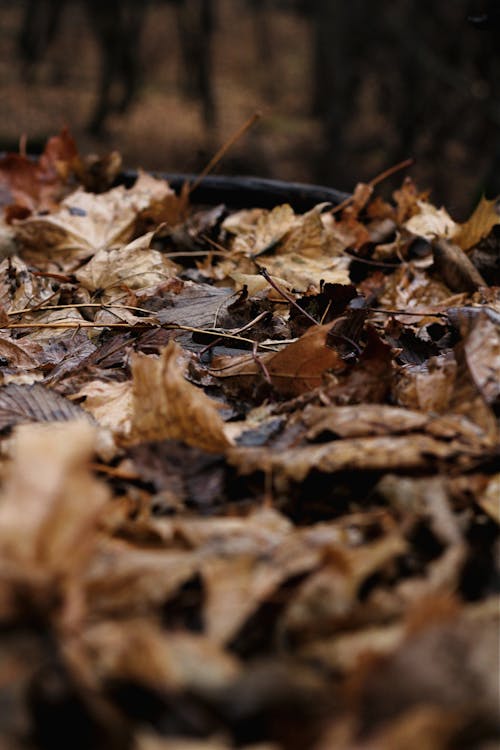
[{"xmin": 0, "ymin": 131, "xmax": 498, "ymax": 750}]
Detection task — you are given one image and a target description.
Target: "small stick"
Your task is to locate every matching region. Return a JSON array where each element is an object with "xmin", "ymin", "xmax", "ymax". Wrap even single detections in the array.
[
  {"xmin": 8, "ymin": 302, "xmax": 157, "ymax": 317},
  {"xmin": 367, "ymin": 307, "xmax": 446, "ymax": 317},
  {"xmin": 252, "ymin": 339, "xmax": 272, "ymax": 383},
  {"xmin": 370, "ymin": 157, "xmax": 415, "ymax": 188},
  {"xmin": 1, "ymin": 319, "xmax": 278, "ymax": 350},
  {"xmin": 331, "ymin": 157, "xmax": 414, "ymax": 215},
  {"xmin": 189, "ymin": 111, "xmax": 262, "ymax": 195},
  {"xmin": 198, "ymin": 311, "xmax": 270, "ymax": 357},
  {"xmin": 259, "ymin": 267, "xmax": 319, "ymax": 326}
]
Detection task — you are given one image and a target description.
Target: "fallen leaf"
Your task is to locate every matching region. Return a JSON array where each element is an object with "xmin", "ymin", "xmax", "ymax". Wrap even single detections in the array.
[
  {"xmin": 0, "ymin": 128, "xmax": 81, "ymax": 214},
  {"xmin": 476, "ymin": 474, "xmax": 500, "ymax": 523},
  {"xmin": 454, "ymin": 195, "xmax": 500, "ymax": 250},
  {"xmin": 432, "ymin": 238, "xmax": 486, "ymax": 292},
  {"xmin": 75, "ymin": 231, "xmax": 179, "ymax": 295},
  {"xmin": 129, "ymin": 342, "xmax": 231, "ymax": 452},
  {"xmin": 77, "ymin": 380, "xmax": 132, "ymax": 436},
  {"xmin": 404, "ymin": 201, "xmax": 458, "ymax": 240},
  {"xmin": 15, "ymin": 172, "xmax": 176, "ymax": 267},
  {"xmin": 229, "ymin": 432, "xmax": 488, "ymax": 484},
  {"xmin": 0, "ymin": 420, "xmax": 108, "ymax": 623},
  {"xmin": 0, "ymin": 383, "xmax": 91, "ymax": 431}
]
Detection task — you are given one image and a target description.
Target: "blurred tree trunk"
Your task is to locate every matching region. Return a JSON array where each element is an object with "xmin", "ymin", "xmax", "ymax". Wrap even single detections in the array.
[{"xmin": 312, "ymin": 0, "xmax": 368, "ymax": 189}]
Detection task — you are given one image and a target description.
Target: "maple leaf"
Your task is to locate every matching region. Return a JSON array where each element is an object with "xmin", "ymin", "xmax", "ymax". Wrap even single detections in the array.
[
  {"xmin": 14, "ymin": 172, "xmax": 176, "ymax": 268},
  {"xmin": 75, "ymin": 230, "xmax": 179, "ymax": 297},
  {"xmin": 210, "ymin": 322, "xmax": 347, "ymax": 397}
]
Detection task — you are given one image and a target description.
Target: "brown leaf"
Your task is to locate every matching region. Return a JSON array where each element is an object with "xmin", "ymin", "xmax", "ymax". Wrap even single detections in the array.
[
  {"xmin": 75, "ymin": 231, "xmax": 179, "ymax": 296},
  {"xmin": 77, "ymin": 380, "xmax": 132, "ymax": 437},
  {"xmin": 15, "ymin": 172, "xmax": 176, "ymax": 267},
  {"xmin": 303, "ymin": 404, "xmax": 429, "ymax": 440},
  {"xmin": 281, "ymin": 532, "xmax": 407, "ymax": 641},
  {"xmin": 210, "ymin": 323, "xmax": 347, "ymax": 398},
  {"xmin": 83, "ymin": 542, "xmax": 198, "ymax": 617},
  {"xmin": 454, "ymin": 195, "xmax": 500, "ymax": 250},
  {"xmin": 462, "ymin": 313, "xmax": 500, "ymax": 407},
  {"xmin": 129, "ymin": 342, "xmax": 231, "ymax": 452},
  {"xmin": 476, "ymin": 474, "xmax": 500, "ymax": 524},
  {"xmin": 432, "ymin": 238, "xmax": 486, "ymax": 292},
  {"xmin": 0, "ymin": 128, "xmax": 81, "ymax": 215},
  {"xmin": 229, "ymin": 432, "xmax": 487, "ymax": 484},
  {"xmin": 0, "ymin": 383, "xmax": 91, "ymax": 431},
  {"xmin": 0, "ymin": 421, "xmax": 108, "ymax": 622},
  {"xmin": 76, "ymin": 619, "xmax": 240, "ymax": 693}
]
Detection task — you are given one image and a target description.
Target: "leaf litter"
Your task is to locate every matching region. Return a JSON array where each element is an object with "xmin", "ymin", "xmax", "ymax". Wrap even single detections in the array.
[{"xmin": 0, "ymin": 132, "xmax": 498, "ymax": 750}]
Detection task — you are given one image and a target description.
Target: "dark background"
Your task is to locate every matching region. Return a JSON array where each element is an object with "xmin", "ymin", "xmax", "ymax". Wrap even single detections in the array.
[{"xmin": 0, "ymin": 0, "xmax": 498, "ymax": 217}]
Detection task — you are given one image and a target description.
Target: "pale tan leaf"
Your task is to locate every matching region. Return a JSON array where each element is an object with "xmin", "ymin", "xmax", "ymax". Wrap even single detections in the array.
[
  {"xmin": 262, "ymin": 253, "xmax": 351, "ymax": 292},
  {"xmin": 404, "ymin": 201, "xmax": 458, "ymax": 240},
  {"xmin": 223, "ymin": 203, "xmax": 297, "ymax": 256},
  {"xmin": 14, "ymin": 172, "xmax": 175, "ymax": 264},
  {"xmin": 476, "ymin": 474, "xmax": 500, "ymax": 524},
  {"xmin": 0, "ymin": 421, "xmax": 108, "ymax": 571},
  {"xmin": 75, "ymin": 231, "xmax": 178, "ymax": 293},
  {"xmin": 229, "ymin": 433, "xmax": 487, "ymax": 484},
  {"xmin": 78, "ymin": 620, "xmax": 240, "ymax": 692},
  {"xmin": 454, "ymin": 195, "xmax": 500, "ymax": 250},
  {"xmin": 77, "ymin": 379, "xmax": 133, "ymax": 436},
  {"xmin": 129, "ymin": 342, "xmax": 231, "ymax": 452}
]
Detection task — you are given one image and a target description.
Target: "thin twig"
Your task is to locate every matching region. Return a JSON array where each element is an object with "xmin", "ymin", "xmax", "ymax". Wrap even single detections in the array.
[
  {"xmin": 1, "ymin": 319, "xmax": 280, "ymax": 350},
  {"xmin": 258, "ymin": 267, "xmax": 319, "ymax": 326},
  {"xmin": 370, "ymin": 157, "xmax": 415, "ymax": 188},
  {"xmin": 189, "ymin": 112, "xmax": 262, "ymax": 195},
  {"xmin": 367, "ymin": 307, "xmax": 446, "ymax": 317},
  {"xmin": 198, "ymin": 311, "xmax": 271, "ymax": 357},
  {"xmin": 252, "ymin": 339, "xmax": 272, "ymax": 383},
  {"xmin": 8, "ymin": 302, "xmax": 157, "ymax": 317},
  {"xmin": 331, "ymin": 157, "xmax": 414, "ymax": 216}
]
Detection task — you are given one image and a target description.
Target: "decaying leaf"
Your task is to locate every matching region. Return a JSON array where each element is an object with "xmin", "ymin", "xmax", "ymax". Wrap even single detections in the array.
[
  {"xmin": 0, "ymin": 420, "xmax": 108, "ymax": 622},
  {"xmin": 404, "ymin": 200, "xmax": 458, "ymax": 240},
  {"xmin": 129, "ymin": 342, "xmax": 231, "ymax": 451},
  {"xmin": 75, "ymin": 230, "xmax": 179, "ymax": 295},
  {"xmin": 454, "ymin": 195, "xmax": 500, "ymax": 250},
  {"xmin": 0, "ymin": 128, "xmax": 81, "ymax": 214},
  {"xmin": 15, "ymin": 172, "xmax": 176, "ymax": 267},
  {"xmin": 0, "ymin": 132, "xmax": 498, "ymax": 750},
  {"xmin": 0, "ymin": 383, "xmax": 91, "ymax": 431}
]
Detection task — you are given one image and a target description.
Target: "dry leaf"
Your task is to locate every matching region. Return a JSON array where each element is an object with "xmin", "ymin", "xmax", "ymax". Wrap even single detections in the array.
[
  {"xmin": 229, "ymin": 431, "xmax": 487, "ymax": 484},
  {"xmin": 15, "ymin": 172, "xmax": 176, "ymax": 266},
  {"xmin": 404, "ymin": 201, "xmax": 458, "ymax": 240},
  {"xmin": 129, "ymin": 342, "xmax": 231, "ymax": 452},
  {"xmin": 0, "ymin": 421, "xmax": 108, "ymax": 624},
  {"xmin": 454, "ymin": 195, "xmax": 500, "ymax": 250},
  {"xmin": 476, "ymin": 474, "xmax": 500, "ymax": 523},
  {"xmin": 75, "ymin": 231, "xmax": 179, "ymax": 294},
  {"xmin": 0, "ymin": 383, "xmax": 91, "ymax": 430},
  {"xmin": 77, "ymin": 379, "xmax": 133, "ymax": 436}
]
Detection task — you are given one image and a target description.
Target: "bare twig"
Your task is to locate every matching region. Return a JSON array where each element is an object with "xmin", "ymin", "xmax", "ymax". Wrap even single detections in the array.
[
  {"xmin": 189, "ymin": 112, "xmax": 262, "ymax": 195},
  {"xmin": 258, "ymin": 267, "xmax": 319, "ymax": 326}
]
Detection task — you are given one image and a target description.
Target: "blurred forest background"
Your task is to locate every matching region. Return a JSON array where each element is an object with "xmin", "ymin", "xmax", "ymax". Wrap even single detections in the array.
[{"xmin": 0, "ymin": 0, "xmax": 499, "ymax": 217}]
